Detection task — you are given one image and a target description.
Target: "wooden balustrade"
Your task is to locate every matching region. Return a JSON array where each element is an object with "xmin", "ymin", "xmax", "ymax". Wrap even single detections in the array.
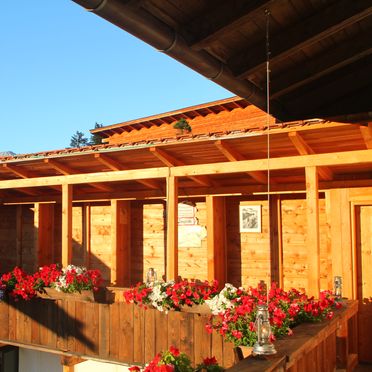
[
  {"xmin": 0, "ymin": 298, "xmax": 358, "ymax": 370},
  {"xmin": 0, "ymin": 298, "xmax": 236, "ymax": 368},
  {"xmin": 227, "ymin": 300, "xmax": 358, "ymax": 372}
]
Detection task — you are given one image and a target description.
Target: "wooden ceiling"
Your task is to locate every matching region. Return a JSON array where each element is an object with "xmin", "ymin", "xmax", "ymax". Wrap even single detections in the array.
[{"xmin": 72, "ymin": 0, "xmax": 372, "ymax": 121}]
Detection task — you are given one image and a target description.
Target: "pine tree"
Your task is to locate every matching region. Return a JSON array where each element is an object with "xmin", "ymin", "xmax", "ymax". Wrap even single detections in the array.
[
  {"xmin": 89, "ymin": 122, "xmax": 104, "ymax": 145},
  {"xmin": 70, "ymin": 131, "xmax": 89, "ymax": 148}
]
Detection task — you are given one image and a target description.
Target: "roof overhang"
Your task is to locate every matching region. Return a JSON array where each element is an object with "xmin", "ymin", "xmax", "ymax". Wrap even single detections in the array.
[{"xmin": 72, "ymin": 0, "xmax": 372, "ymax": 121}]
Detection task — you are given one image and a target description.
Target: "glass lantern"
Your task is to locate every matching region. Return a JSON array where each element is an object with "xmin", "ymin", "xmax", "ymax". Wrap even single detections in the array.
[
  {"xmin": 334, "ymin": 276, "xmax": 342, "ymax": 299},
  {"xmin": 252, "ymin": 304, "xmax": 277, "ymax": 355},
  {"xmin": 146, "ymin": 268, "xmax": 157, "ymax": 286}
]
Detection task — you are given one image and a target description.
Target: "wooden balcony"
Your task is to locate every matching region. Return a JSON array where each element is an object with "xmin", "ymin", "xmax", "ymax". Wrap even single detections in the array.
[{"xmin": 0, "ymin": 297, "xmax": 358, "ymax": 370}]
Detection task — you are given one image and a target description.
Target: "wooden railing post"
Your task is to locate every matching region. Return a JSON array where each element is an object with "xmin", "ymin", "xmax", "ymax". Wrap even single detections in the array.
[
  {"xmin": 306, "ymin": 166, "xmax": 320, "ymax": 297},
  {"xmin": 62, "ymin": 184, "xmax": 73, "ymax": 267},
  {"xmin": 166, "ymin": 175, "xmax": 178, "ymax": 280}
]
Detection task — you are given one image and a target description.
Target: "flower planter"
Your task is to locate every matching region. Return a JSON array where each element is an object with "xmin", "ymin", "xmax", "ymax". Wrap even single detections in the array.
[
  {"xmin": 37, "ymin": 287, "xmax": 95, "ymax": 302},
  {"xmin": 180, "ymin": 303, "xmax": 211, "ymax": 314}
]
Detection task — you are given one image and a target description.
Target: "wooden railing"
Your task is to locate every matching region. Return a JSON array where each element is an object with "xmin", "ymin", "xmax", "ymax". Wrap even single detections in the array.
[
  {"xmin": 0, "ymin": 298, "xmax": 236, "ymax": 368},
  {"xmin": 227, "ymin": 300, "xmax": 358, "ymax": 372}
]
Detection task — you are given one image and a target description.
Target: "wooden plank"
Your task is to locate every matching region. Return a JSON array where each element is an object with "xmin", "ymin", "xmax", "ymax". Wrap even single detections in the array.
[
  {"xmin": 211, "ymin": 332, "xmax": 223, "ymax": 367},
  {"xmin": 206, "ymin": 195, "xmax": 227, "ymax": 286},
  {"xmin": 74, "ymin": 301, "xmax": 86, "ymax": 355},
  {"xmin": 167, "ymin": 311, "xmax": 181, "ymax": 350},
  {"xmin": 62, "ymin": 184, "xmax": 73, "ymax": 266},
  {"xmin": 133, "ymin": 305, "xmax": 145, "ymax": 363},
  {"xmin": 109, "ymin": 303, "xmax": 120, "ymax": 360},
  {"xmin": 66, "ymin": 300, "xmax": 76, "ymax": 353},
  {"xmin": 16, "ymin": 205, "xmax": 22, "ymax": 266},
  {"xmin": 306, "ymin": 166, "xmax": 320, "ymax": 297},
  {"xmin": 111, "ymin": 200, "xmax": 131, "ymax": 286},
  {"xmin": 360, "ymin": 123, "xmax": 372, "ymax": 149},
  {"xmin": 179, "ymin": 312, "xmax": 194, "ymax": 363},
  {"xmin": 193, "ymin": 315, "xmax": 211, "ymax": 365},
  {"xmin": 57, "ymin": 299, "xmax": 68, "ymax": 351},
  {"xmin": 98, "ymin": 304, "xmax": 110, "ymax": 359},
  {"xmin": 85, "ymin": 302, "xmax": 99, "ymax": 356},
  {"xmin": 36, "ymin": 203, "xmax": 55, "ymax": 266},
  {"xmin": 144, "ymin": 309, "xmax": 156, "ymax": 362},
  {"xmin": 118, "ymin": 302, "xmax": 134, "ymax": 362},
  {"xmin": 166, "ymin": 175, "xmax": 178, "ymax": 280}
]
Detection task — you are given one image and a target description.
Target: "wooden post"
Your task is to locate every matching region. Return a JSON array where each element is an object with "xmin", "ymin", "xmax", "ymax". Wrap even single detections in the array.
[
  {"xmin": 166, "ymin": 175, "xmax": 178, "ymax": 280},
  {"xmin": 16, "ymin": 205, "xmax": 22, "ymax": 266},
  {"xmin": 111, "ymin": 199, "xmax": 131, "ymax": 286},
  {"xmin": 269, "ymin": 195, "xmax": 283, "ymax": 286},
  {"xmin": 61, "ymin": 184, "xmax": 73, "ymax": 267},
  {"xmin": 206, "ymin": 195, "xmax": 227, "ymax": 286},
  {"xmin": 35, "ymin": 203, "xmax": 55, "ymax": 266},
  {"xmin": 306, "ymin": 166, "xmax": 320, "ymax": 297}
]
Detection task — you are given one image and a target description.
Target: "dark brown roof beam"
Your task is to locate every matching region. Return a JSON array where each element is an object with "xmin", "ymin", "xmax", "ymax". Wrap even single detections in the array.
[
  {"xmin": 272, "ymin": 31, "xmax": 372, "ymax": 98},
  {"xmin": 189, "ymin": 0, "xmax": 273, "ymax": 50},
  {"xmin": 44, "ymin": 159, "xmax": 114, "ymax": 192},
  {"xmin": 360, "ymin": 123, "xmax": 372, "ymax": 149},
  {"xmin": 15, "ymin": 188, "xmax": 40, "ymax": 196},
  {"xmin": 93, "ymin": 153, "xmax": 160, "ymax": 190},
  {"xmin": 231, "ymin": 0, "xmax": 372, "ymax": 79},
  {"xmin": 149, "ymin": 147, "xmax": 214, "ymax": 187},
  {"xmin": 288, "ymin": 132, "xmax": 333, "ymax": 181},
  {"xmin": 214, "ymin": 140, "xmax": 269, "ymax": 184}
]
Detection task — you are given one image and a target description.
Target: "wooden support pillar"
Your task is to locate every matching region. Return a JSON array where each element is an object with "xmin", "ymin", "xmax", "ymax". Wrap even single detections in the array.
[
  {"xmin": 61, "ymin": 184, "xmax": 73, "ymax": 267},
  {"xmin": 306, "ymin": 166, "xmax": 320, "ymax": 297},
  {"xmin": 16, "ymin": 205, "xmax": 23, "ymax": 266},
  {"xmin": 35, "ymin": 203, "xmax": 55, "ymax": 266},
  {"xmin": 111, "ymin": 199, "xmax": 131, "ymax": 286},
  {"xmin": 166, "ymin": 175, "xmax": 178, "ymax": 280},
  {"xmin": 206, "ymin": 195, "xmax": 227, "ymax": 286},
  {"xmin": 269, "ymin": 195, "xmax": 283, "ymax": 287}
]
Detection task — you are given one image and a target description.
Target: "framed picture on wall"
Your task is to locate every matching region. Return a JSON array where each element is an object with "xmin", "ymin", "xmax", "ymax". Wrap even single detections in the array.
[{"xmin": 239, "ymin": 205, "xmax": 261, "ymax": 233}]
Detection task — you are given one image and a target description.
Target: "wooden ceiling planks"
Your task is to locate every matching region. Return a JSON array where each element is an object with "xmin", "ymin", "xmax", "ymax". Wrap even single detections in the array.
[{"xmin": 72, "ymin": 0, "xmax": 372, "ymax": 121}]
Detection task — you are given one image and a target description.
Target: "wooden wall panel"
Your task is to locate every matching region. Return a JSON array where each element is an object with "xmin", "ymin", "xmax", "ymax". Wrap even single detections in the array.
[
  {"xmin": 72, "ymin": 205, "xmax": 85, "ymax": 268},
  {"xmin": 226, "ymin": 198, "xmax": 270, "ymax": 289},
  {"xmin": 90, "ymin": 204, "xmax": 112, "ymax": 282},
  {"xmin": 0, "ymin": 205, "xmax": 17, "ymax": 272},
  {"xmin": 21, "ymin": 206, "xmax": 37, "ymax": 272}
]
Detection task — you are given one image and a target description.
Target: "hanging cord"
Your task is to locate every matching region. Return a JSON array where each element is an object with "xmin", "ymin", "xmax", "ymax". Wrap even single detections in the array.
[{"xmin": 265, "ymin": 9, "xmax": 271, "ymax": 306}]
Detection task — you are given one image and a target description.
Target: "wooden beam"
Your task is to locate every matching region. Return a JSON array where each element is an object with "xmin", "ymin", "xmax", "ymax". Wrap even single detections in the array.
[
  {"xmin": 60, "ymin": 356, "xmax": 85, "ymax": 367},
  {"xmin": 16, "ymin": 205, "xmax": 22, "ymax": 266},
  {"xmin": 206, "ymin": 195, "xmax": 227, "ymax": 287},
  {"xmin": 214, "ymin": 140, "xmax": 268, "ymax": 184},
  {"xmin": 269, "ymin": 195, "xmax": 283, "ymax": 287},
  {"xmin": 288, "ymin": 132, "xmax": 333, "ymax": 180},
  {"xmin": 171, "ymin": 149, "xmax": 372, "ymax": 179},
  {"xmin": 272, "ymin": 31, "xmax": 372, "ymax": 98},
  {"xmin": 149, "ymin": 147, "xmax": 213, "ymax": 187},
  {"xmin": 15, "ymin": 188, "xmax": 40, "ymax": 196},
  {"xmin": 94, "ymin": 153, "xmax": 160, "ymax": 190},
  {"xmin": 166, "ymin": 175, "xmax": 178, "ymax": 280},
  {"xmin": 45, "ymin": 158, "xmax": 113, "ymax": 192},
  {"xmin": 230, "ymin": 0, "xmax": 372, "ymax": 78},
  {"xmin": 189, "ymin": 0, "xmax": 272, "ymax": 50},
  {"xmin": 2, "ymin": 163, "xmax": 61, "ymax": 192},
  {"xmin": 306, "ymin": 166, "xmax": 320, "ymax": 298},
  {"xmin": 61, "ymin": 184, "xmax": 73, "ymax": 267},
  {"xmin": 360, "ymin": 123, "xmax": 372, "ymax": 149},
  {"xmin": 111, "ymin": 200, "xmax": 131, "ymax": 286}
]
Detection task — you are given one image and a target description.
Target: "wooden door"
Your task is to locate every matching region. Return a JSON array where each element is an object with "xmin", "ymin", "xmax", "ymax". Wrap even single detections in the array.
[{"xmin": 357, "ymin": 205, "xmax": 372, "ymax": 362}]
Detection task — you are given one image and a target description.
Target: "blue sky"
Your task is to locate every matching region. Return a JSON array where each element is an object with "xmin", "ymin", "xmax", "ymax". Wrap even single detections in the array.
[{"xmin": 0, "ymin": 2, "xmax": 229, "ymax": 155}]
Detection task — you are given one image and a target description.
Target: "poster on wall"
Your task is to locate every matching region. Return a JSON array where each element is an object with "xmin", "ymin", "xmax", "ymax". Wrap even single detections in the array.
[{"xmin": 239, "ymin": 205, "xmax": 261, "ymax": 233}]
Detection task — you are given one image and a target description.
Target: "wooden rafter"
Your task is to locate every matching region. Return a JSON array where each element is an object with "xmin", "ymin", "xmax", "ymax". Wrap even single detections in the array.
[
  {"xmin": 93, "ymin": 153, "xmax": 160, "ymax": 190},
  {"xmin": 149, "ymin": 147, "xmax": 213, "ymax": 187},
  {"xmin": 214, "ymin": 140, "xmax": 268, "ymax": 184},
  {"xmin": 272, "ymin": 31, "xmax": 372, "ymax": 98},
  {"xmin": 231, "ymin": 0, "xmax": 372, "ymax": 78},
  {"xmin": 288, "ymin": 132, "xmax": 333, "ymax": 181},
  {"xmin": 2, "ymin": 164, "xmax": 60, "ymax": 192},
  {"xmin": 44, "ymin": 159, "xmax": 113, "ymax": 193},
  {"xmin": 360, "ymin": 123, "xmax": 372, "ymax": 149},
  {"xmin": 189, "ymin": 0, "xmax": 272, "ymax": 50}
]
